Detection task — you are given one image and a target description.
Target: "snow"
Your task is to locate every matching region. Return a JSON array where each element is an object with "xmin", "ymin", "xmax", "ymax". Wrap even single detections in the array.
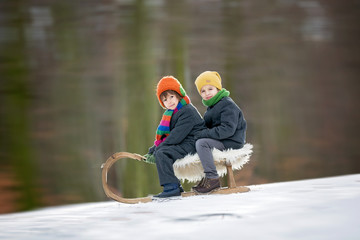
[{"xmin": 0, "ymin": 174, "xmax": 359, "ymax": 240}]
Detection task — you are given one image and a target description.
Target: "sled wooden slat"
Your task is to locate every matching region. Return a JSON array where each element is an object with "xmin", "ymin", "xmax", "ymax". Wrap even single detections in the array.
[
  {"xmin": 181, "ymin": 186, "xmax": 250, "ymax": 197},
  {"xmin": 226, "ymin": 163, "xmax": 237, "ymax": 189},
  {"xmin": 101, "ymin": 152, "xmax": 250, "ymax": 204}
]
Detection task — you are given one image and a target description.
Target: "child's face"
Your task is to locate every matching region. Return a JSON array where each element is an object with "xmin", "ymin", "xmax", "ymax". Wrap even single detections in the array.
[
  {"xmin": 161, "ymin": 93, "xmax": 180, "ymax": 110},
  {"xmin": 200, "ymin": 84, "xmax": 219, "ymax": 100}
]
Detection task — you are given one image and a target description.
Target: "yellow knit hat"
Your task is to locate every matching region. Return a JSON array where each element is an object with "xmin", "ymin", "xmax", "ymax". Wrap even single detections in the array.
[{"xmin": 194, "ymin": 71, "xmax": 222, "ymax": 93}]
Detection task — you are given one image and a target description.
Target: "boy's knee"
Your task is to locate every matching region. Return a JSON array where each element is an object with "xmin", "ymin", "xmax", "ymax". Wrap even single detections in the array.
[
  {"xmin": 154, "ymin": 148, "xmax": 170, "ymax": 162},
  {"xmin": 196, "ymin": 138, "xmax": 210, "ymax": 150},
  {"xmin": 154, "ymin": 150, "xmax": 164, "ymax": 159}
]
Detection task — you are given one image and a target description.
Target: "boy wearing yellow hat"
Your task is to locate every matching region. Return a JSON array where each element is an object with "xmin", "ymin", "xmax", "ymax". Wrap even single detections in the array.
[
  {"xmin": 193, "ymin": 71, "xmax": 247, "ymax": 194},
  {"xmin": 145, "ymin": 76, "xmax": 206, "ymax": 198}
]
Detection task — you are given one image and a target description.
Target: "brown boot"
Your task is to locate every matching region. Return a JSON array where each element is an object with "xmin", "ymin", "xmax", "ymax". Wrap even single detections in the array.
[
  {"xmin": 192, "ymin": 178, "xmax": 205, "ymax": 191},
  {"xmin": 193, "ymin": 177, "xmax": 221, "ymax": 194}
]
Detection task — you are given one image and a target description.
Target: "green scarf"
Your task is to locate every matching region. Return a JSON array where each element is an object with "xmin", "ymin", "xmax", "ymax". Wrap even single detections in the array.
[{"xmin": 202, "ymin": 88, "xmax": 230, "ymax": 107}]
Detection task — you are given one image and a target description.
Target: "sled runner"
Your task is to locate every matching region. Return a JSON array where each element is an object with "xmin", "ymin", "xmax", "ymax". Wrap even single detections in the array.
[{"xmin": 101, "ymin": 143, "xmax": 253, "ymax": 204}]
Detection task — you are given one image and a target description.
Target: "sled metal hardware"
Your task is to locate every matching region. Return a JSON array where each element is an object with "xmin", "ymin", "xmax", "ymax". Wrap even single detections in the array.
[{"xmin": 101, "ymin": 152, "xmax": 249, "ymax": 204}]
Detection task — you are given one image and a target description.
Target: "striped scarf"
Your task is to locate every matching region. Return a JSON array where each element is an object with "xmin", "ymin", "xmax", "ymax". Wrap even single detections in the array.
[{"xmin": 154, "ymin": 96, "xmax": 190, "ymax": 146}]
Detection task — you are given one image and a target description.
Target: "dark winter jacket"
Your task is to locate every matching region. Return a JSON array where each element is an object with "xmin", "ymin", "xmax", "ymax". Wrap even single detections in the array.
[
  {"xmin": 148, "ymin": 104, "xmax": 206, "ymax": 155},
  {"xmin": 197, "ymin": 96, "xmax": 246, "ymax": 149}
]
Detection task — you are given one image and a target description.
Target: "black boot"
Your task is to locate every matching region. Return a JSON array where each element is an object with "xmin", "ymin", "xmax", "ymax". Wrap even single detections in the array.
[{"xmin": 153, "ymin": 183, "xmax": 182, "ymax": 198}]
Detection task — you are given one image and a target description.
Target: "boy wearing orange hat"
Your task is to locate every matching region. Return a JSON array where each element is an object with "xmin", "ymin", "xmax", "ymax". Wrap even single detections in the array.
[
  {"xmin": 145, "ymin": 76, "xmax": 205, "ymax": 198},
  {"xmin": 193, "ymin": 71, "xmax": 247, "ymax": 194}
]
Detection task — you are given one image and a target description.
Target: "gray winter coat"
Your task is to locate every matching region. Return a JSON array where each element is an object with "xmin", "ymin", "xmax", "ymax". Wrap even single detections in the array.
[{"xmin": 197, "ymin": 96, "xmax": 246, "ymax": 149}]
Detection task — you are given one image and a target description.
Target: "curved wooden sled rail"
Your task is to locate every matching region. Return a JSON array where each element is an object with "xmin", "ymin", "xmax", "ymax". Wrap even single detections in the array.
[
  {"xmin": 101, "ymin": 152, "xmax": 152, "ymax": 204},
  {"xmin": 102, "ymin": 152, "xmax": 250, "ymax": 204}
]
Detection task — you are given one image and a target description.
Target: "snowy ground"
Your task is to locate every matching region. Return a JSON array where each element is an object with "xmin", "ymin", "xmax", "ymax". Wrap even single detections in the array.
[{"xmin": 0, "ymin": 174, "xmax": 359, "ymax": 240}]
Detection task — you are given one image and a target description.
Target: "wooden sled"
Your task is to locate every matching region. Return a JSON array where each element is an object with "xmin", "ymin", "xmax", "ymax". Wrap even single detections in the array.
[{"xmin": 101, "ymin": 146, "xmax": 252, "ymax": 204}]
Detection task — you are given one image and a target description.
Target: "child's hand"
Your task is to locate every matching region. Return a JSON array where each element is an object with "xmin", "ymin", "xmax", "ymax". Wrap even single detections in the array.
[
  {"xmin": 195, "ymin": 129, "xmax": 207, "ymax": 140},
  {"xmin": 144, "ymin": 154, "xmax": 156, "ymax": 164}
]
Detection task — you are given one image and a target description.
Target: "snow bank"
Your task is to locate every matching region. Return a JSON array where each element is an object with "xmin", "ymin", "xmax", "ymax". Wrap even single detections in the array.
[{"xmin": 0, "ymin": 174, "xmax": 359, "ymax": 240}]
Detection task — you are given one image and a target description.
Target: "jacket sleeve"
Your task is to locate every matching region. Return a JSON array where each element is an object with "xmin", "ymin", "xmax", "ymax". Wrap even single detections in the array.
[
  {"xmin": 161, "ymin": 108, "xmax": 194, "ymax": 145},
  {"xmin": 199, "ymin": 105, "xmax": 239, "ymax": 140},
  {"xmin": 148, "ymin": 145, "xmax": 156, "ymax": 154}
]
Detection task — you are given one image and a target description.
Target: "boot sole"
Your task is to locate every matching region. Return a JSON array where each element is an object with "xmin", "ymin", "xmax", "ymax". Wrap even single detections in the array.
[{"xmin": 193, "ymin": 186, "xmax": 221, "ymax": 195}]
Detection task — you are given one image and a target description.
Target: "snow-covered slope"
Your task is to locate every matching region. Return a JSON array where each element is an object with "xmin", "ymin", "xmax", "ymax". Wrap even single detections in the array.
[{"xmin": 0, "ymin": 174, "xmax": 359, "ymax": 240}]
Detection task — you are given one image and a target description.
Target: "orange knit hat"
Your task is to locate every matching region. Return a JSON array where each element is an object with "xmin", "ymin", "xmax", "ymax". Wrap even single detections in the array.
[{"xmin": 156, "ymin": 76, "xmax": 187, "ymax": 108}]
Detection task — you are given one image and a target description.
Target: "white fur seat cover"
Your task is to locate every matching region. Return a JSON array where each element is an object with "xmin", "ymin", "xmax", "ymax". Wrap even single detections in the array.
[{"xmin": 173, "ymin": 143, "xmax": 253, "ymax": 182}]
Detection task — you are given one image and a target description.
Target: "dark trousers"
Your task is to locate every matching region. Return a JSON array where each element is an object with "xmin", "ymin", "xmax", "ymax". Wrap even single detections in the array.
[{"xmin": 154, "ymin": 145, "xmax": 190, "ymax": 186}]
